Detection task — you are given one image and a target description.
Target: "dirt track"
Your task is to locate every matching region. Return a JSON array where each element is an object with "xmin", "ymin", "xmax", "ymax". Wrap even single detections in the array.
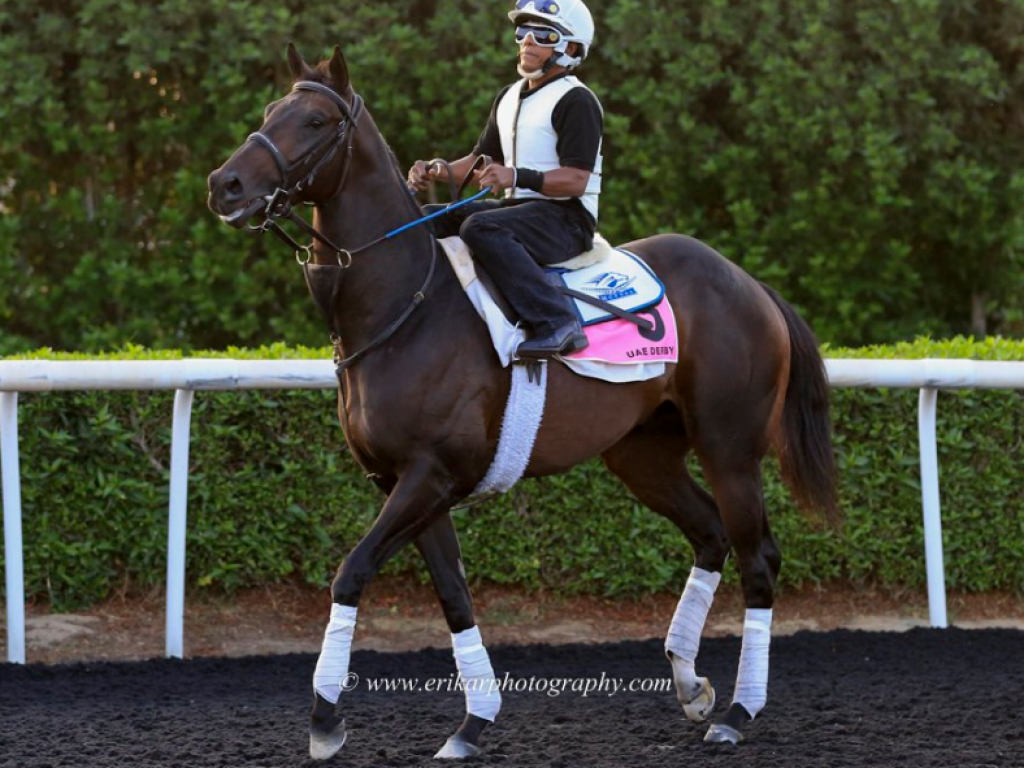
[{"xmin": 2, "ymin": 628, "xmax": 1022, "ymax": 767}]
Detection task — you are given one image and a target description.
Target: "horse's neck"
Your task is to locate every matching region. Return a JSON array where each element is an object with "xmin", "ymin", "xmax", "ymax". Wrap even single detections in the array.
[{"xmin": 313, "ymin": 112, "xmax": 434, "ymax": 350}]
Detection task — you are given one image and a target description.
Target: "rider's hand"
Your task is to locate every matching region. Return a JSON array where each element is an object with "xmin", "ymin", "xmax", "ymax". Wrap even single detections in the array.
[
  {"xmin": 407, "ymin": 160, "xmax": 438, "ymax": 193},
  {"xmin": 475, "ymin": 162, "xmax": 515, "ymax": 195}
]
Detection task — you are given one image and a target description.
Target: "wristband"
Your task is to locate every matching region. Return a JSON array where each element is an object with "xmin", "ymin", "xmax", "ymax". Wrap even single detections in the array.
[{"xmin": 514, "ymin": 167, "xmax": 545, "ymax": 192}]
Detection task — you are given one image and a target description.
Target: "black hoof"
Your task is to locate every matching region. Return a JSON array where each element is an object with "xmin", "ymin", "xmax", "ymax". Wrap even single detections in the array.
[
  {"xmin": 704, "ymin": 703, "xmax": 752, "ymax": 745},
  {"xmin": 435, "ymin": 713, "xmax": 489, "ymax": 760},
  {"xmin": 309, "ymin": 693, "xmax": 348, "ymax": 760}
]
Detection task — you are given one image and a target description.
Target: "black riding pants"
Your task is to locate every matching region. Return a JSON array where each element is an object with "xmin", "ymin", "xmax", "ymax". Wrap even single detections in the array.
[{"xmin": 432, "ymin": 199, "xmax": 590, "ymax": 336}]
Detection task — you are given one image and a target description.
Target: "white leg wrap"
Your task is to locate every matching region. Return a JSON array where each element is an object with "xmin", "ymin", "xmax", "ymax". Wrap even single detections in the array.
[
  {"xmin": 733, "ymin": 608, "xmax": 772, "ymax": 718},
  {"xmin": 665, "ymin": 567, "xmax": 722, "ymax": 688},
  {"xmin": 453, "ymin": 626, "xmax": 501, "ymax": 722},
  {"xmin": 313, "ymin": 604, "xmax": 358, "ymax": 704}
]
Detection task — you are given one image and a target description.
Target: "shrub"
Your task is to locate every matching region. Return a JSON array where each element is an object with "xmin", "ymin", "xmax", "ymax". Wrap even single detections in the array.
[{"xmin": 2, "ymin": 338, "xmax": 1023, "ymax": 609}]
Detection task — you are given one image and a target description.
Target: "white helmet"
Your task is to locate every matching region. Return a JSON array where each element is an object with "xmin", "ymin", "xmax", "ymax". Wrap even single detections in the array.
[{"xmin": 508, "ymin": 0, "xmax": 594, "ymax": 68}]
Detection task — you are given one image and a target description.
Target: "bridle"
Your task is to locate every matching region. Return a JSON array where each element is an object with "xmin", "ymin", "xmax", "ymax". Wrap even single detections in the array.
[
  {"xmin": 244, "ymin": 81, "xmax": 364, "ymax": 266},
  {"xmin": 237, "ymin": 79, "xmax": 440, "ymax": 375}
]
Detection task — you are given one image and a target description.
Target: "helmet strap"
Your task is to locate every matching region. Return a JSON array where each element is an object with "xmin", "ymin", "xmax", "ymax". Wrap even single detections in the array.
[
  {"xmin": 517, "ymin": 50, "xmax": 558, "ymax": 80},
  {"xmin": 517, "ymin": 46, "xmax": 573, "ymax": 80},
  {"xmin": 553, "ymin": 51, "xmax": 582, "ymax": 69}
]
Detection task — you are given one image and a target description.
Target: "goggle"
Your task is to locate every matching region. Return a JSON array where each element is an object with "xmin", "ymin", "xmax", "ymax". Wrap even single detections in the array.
[
  {"xmin": 515, "ymin": 24, "xmax": 563, "ymax": 47},
  {"xmin": 514, "ymin": 0, "xmax": 562, "ymax": 15}
]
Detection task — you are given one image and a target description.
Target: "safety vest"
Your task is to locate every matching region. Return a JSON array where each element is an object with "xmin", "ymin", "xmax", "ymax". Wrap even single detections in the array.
[{"xmin": 495, "ymin": 76, "xmax": 603, "ymax": 221}]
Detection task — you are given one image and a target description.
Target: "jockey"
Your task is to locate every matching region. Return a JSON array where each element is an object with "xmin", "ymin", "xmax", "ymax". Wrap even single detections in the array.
[{"xmin": 408, "ymin": 0, "xmax": 603, "ymax": 359}]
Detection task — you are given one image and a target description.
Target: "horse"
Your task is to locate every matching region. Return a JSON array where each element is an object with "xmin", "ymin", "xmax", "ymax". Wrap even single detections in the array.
[{"xmin": 207, "ymin": 45, "xmax": 838, "ymax": 760}]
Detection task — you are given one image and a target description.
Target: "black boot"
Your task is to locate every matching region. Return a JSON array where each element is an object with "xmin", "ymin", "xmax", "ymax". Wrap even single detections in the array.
[{"xmin": 516, "ymin": 319, "xmax": 589, "ymax": 359}]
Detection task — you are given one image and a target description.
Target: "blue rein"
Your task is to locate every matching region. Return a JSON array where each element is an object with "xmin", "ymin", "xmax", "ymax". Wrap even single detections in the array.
[{"xmin": 384, "ymin": 188, "xmax": 492, "ymax": 241}]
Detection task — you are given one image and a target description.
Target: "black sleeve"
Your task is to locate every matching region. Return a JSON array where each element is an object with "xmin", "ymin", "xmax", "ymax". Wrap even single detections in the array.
[
  {"xmin": 551, "ymin": 86, "xmax": 604, "ymax": 172},
  {"xmin": 472, "ymin": 85, "xmax": 512, "ymax": 163}
]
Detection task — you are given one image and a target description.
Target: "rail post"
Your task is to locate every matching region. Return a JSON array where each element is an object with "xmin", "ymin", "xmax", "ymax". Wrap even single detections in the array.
[
  {"xmin": 917, "ymin": 387, "xmax": 948, "ymax": 628},
  {"xmin": 165, "ymin": 389, "xmax": 196, "ymax": 659},
  {"xmin": 1, "ymin": 391, "xmax": 26, "ymax": 664}
]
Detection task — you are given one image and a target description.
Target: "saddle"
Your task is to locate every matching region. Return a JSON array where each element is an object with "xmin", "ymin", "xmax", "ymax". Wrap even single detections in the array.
[{"xmin": 445, "ymin": 234, "xmax": 665, "ymax": 332}]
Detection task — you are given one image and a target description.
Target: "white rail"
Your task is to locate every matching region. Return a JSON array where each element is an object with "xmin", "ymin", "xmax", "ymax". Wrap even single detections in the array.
[{"xmin": 3, "ymin": 357, "xmax": 1024, "ymax": 663}]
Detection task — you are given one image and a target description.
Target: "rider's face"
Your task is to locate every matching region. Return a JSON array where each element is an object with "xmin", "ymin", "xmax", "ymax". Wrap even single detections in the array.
[{"xmin": 518, "ymin": 36, "xmax": 549, "ymax": 73}]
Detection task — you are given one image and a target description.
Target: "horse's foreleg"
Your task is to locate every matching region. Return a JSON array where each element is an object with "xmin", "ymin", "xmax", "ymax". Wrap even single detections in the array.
[
  {"xmin": 309, "ymin": 461, "xmax": 457, "ymax": 761},
  {"xmin": 415, "ymin": 514, "xmax": 501, "ymax": 759}
]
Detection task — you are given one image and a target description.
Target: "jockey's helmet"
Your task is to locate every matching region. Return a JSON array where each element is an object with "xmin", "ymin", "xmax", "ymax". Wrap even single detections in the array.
[{"xmin": 508, "ymin": 0, "xmax": 594, "ymax": 69}]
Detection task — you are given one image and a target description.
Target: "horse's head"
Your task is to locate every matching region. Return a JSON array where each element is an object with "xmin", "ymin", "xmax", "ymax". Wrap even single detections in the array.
[{"xmin": 207, "ymin": 44, "xmax": 358, "ymax": 228}]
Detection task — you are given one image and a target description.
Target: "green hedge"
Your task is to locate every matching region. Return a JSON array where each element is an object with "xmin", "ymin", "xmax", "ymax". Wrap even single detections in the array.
[
  {"xmin": 3, "ymin": 0, "xmax": 1024, "ymax": 354},
  {"xmin": 2, "ymin": 338, "xmax": 1023, "ymax": 609}
]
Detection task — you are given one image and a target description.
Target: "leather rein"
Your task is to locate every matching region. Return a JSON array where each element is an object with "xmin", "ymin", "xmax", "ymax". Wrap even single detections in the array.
[{"xmin": 242, "ymin": 80, "xmax": 438, "ymax": 374}]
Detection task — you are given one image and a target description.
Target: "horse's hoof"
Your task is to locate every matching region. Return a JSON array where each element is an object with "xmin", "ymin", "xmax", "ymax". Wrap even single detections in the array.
[
  {"xmin": 434, "ymin": 735, "xmax": 481, "ymax": 759},
  {"xmin": 704, "ymin": 722, "xmax": 744, "ymax": 745},
  {"xmin": 679, "ymin": 677, "xmax": 716, "ymax": 723},
  {"xmin": 704, "ymin": 703, "xmax": 752, "ymax": 745},
  {"xmin": 309, "ymin": 718, "xmax": 348, "ymax": 760},
  {"xmin": 309, "ymin": 694, "xmax": 348, "ymax": 761}
]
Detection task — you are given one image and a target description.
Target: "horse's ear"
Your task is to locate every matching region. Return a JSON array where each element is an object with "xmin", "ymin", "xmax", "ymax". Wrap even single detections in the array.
[
  {"xmin": 329, "ymin": 46, "xmax": 352, "ymax": 94},
  {"xmin": 287, "ymin": 42, "xmax": 309, "ymax": 80}
]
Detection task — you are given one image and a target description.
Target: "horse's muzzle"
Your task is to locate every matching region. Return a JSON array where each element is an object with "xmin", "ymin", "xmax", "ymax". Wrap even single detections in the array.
[{"xmin": 207, "ymin": 167, "xmax": 269, "ymax": 228}]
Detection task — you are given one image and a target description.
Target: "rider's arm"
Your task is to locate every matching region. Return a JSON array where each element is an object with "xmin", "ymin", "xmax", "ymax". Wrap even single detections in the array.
[
  {"xmin": 532, "ymin": 167, "xmax": 591, "ymax": 197},
  {"xmin": 477, "ymin": 86, "xmax": 603, "ymax": 197},
  {"xmin": 522, "ymin": 86, "xmax": 602, "ymax": 199}
]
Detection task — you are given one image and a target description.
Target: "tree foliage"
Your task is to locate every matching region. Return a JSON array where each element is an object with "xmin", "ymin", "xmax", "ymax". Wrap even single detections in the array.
[{"xmin": 1, "ymin": 0, "xmax": 1022, "ymax": 353}]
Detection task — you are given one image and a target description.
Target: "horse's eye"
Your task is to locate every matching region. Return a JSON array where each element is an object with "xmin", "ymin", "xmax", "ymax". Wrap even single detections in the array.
[{"xmin": 309, "ymin": 119, "xmax": 325, "ymax": 129}]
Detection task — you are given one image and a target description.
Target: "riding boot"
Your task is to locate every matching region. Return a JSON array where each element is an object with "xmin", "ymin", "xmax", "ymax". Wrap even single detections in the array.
[{"xmin": 516, "ymin": 318, "xmax": 589, "ymax": 359}]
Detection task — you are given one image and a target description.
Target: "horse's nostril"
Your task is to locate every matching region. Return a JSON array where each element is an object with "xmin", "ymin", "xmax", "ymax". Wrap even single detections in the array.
[{"xmin": 221, "ymin": 175, "xmax": 244, "ymax": 200}]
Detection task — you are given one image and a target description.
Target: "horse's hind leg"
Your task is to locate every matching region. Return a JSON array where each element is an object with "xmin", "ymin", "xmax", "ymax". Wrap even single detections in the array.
[
  {"xmin": 415, "ymin": 514, "xmax": 501, "ymax": 759},
  {"xmin": 696, "ymin": 447, "xmax": 780, "ymax": 745},
  {"xmin": 602, "ymin": 407, "xmax": 731, "ymax": 725}
]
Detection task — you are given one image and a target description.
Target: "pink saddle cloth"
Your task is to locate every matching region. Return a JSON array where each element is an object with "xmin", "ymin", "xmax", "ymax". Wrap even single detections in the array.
[{"xmin": 565, "ymin": 297, "xmax": 679, "ymax": 365}]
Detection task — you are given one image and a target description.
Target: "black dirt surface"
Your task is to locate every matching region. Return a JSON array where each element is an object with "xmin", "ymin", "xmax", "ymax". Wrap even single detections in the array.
[{"xmin": 2, "ymin": 629, "xmax": 1022, "ymax": 767}]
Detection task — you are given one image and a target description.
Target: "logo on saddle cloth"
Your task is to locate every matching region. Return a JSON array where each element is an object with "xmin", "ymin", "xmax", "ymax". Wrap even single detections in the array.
[{"xmin": 580, "ymin": 271, "xmax": 637, "ymax": 302}]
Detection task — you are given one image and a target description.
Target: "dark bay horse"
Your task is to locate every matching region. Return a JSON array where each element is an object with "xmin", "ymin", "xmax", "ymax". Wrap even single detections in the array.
[{"xmin": 207, "ymin": 45, "xmax": 838, "ymax": 760}]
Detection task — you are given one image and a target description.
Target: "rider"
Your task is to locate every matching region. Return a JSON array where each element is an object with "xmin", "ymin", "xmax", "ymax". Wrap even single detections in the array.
[{"xmin": 408, "ymin": 0, "xmax": 603, "ymax": 359}]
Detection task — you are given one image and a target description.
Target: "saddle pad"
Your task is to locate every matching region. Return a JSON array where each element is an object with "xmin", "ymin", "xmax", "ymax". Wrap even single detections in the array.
[
  {"xmin": 553, "ymin": 248, "xmax": 665, "ymax": 326},
  {"xmin": 438, "ymin": 237, "xmax": 677, "ymax": 384},
  {"xmin": 566, "ymin": 297, "xmax": 679, "ymax": 366}
]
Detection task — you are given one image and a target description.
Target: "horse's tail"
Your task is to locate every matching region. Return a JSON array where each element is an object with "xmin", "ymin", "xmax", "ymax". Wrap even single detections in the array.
[{"xmin": 760, "ymin": 283, "xmax": 841, "ymax": 526}]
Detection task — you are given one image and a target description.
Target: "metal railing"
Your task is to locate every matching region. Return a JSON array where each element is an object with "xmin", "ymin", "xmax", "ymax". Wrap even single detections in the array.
[{"xmin": 3, "ymin": 357, "xmax": 1024, "ymax": 664}]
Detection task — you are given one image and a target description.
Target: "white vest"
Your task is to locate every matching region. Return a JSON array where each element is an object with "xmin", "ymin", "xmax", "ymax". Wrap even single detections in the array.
[{"xmin": 495, "ymin": 76, "xmax": 603, "ymax": 221}]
